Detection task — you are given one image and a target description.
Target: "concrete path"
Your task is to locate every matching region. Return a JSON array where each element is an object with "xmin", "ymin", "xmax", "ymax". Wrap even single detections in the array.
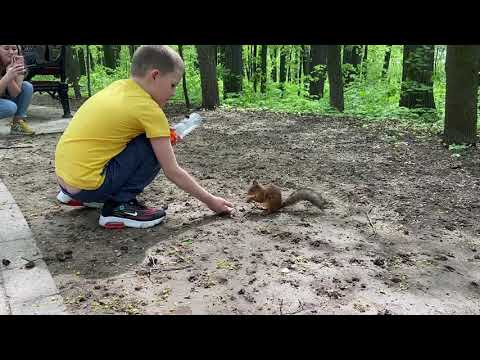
[
  {"xmin": 0, "ymin": 180, "xmax": 67, "ymax": 314},
  {"xmin": 0, "ymin": 105, "xmax": 72, "ymax": 136},
  {"xmin": 0, "ymin": 104, "xmax": 72, "ymax": 314}
]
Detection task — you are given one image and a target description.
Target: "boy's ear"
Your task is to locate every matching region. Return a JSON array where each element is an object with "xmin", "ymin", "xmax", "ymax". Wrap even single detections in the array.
[
  {"xmin": 151, "ymin": 69, "xmax": 165, "ymax": 80},
  {"xmin": 151, "ymin": 69, "xmax": 159, "ymax": 79}
]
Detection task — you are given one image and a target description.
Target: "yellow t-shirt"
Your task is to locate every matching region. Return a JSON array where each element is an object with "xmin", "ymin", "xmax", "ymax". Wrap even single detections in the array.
[{"xmin": 55, "ymin": 79, "xmax": 170, "ymax": 190}]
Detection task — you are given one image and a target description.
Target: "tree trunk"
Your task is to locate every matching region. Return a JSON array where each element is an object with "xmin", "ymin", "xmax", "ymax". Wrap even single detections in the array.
[
  {"xmin": 245, "ymin": 45, "xmax": 251, "ymax": 81},
  {"xmin": 271, "ymin": 47, "xmax": 278, "ymax": 82},
  {"xmin": 178, "ymin": 45, "xmax": 190, "ymax": 109},
  {"xmin": 129, "ymin": 45, "xmax": 135, "ymax": 59},
  {"xmin": 96, "ymin": 46, "xmax": 103, "ymax": 69},
  {"xmin": 77, "ymin": 47, "xmax": 86, "ymax": 76},
  {"xmin": 260, "ymin": 45, "xmax": 268, "ymax": 93},
  {"xmin": 113, "ymin": 45, "xmax": 121, "ymax": 65},
  {"xmin": 399, "ymin": 45, "xmax": 436, "ymax": 109},
  {"xmin": 217, "ymin": 45, "xmax": 225, "ymax": 67},
  {"xmin": 361, "ymin": 45, "xmax": 368, "ymax": 79},
  {"xmin": 342, "ymin": 45, "xmax": 362, "ymax": 85},
  {"xmin": 65, "ymin": 45, "xmax": 81, "ymax": 99},
  {"xmin": 279, "ymin": 46, "xmax": 287, "ymax": 92},
  {"xmin": 253, "ymin": 45, "xmax": 258, "ymax": 93},
  {"xmin": 302, "ymin": 45, "xmax": 310, "ymax": 76},
  {"xmin": 102, "ymin": 45, "xmax": 116, "ymax": 70},
  {"xmin": 309, "ymin": 45, "xmax": 328, "ymax": 98},
  {"xmin": 444, "ymin": 45, "xmax": 480, "ymax": 145},
  {"xmin": 86, "ymin": 45, "xmax": 92, "ymax": 97},
  {"xmin": 223, "ymin": 45, "xmax": 243, "ymax": 98},
  {"xmin": 382, "ymin": 45, "xmax": 393, "ymax": 78},
  {"xmin": 286, "ymin": 47, "xmax": 293, "ymax": 82},
  {"xmin": 195, "ymin": 45, "xmax": 220, "ymax": 109},
  {"xmin": 249, "ymin": 45, "xmax": 255, "ymax": 81},
  {"xmin": 297, "ymin": 47, "xmax": 303, "ymax": 96},
  {"xmin": 327, "ymin": 45, "xmax": 344, "ymax": 112},
  {"xmin": 294, "ymin": 47, "xmax": 300, "ymax": 83},
  {"xmin": 89, "ymin": 49, "xmax": 95, "ymax": 72}
]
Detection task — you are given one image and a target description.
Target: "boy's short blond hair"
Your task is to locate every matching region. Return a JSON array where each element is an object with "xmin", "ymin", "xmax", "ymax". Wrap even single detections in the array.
[{"xmin": 131, "ymin": 45, "xmax": 184, "ymax": 77}]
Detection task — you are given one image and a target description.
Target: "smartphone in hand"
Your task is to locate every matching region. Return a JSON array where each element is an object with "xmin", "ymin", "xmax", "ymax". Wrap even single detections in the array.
[
  {"xmin": 13, "ymin": 55, "xmax": 25, "ymax": 65},
  {"xmin": 11, "ymin": 55, "xmax": 26, "ymax": 75}
]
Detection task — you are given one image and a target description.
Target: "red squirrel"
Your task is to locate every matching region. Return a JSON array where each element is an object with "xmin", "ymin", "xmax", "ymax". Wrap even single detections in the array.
[{"xmin": 246, "ymin": 180, "xmax": 328, "ymax": 214}]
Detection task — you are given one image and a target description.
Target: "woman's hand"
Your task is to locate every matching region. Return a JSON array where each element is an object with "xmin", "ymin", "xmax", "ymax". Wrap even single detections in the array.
[
  {"xmin": 11, "ymin": 55, "xmax": 24, "ymax": 66},
  {"xmin": 5, "ymin": 63, "xmax": 25, "ymax": 82}
]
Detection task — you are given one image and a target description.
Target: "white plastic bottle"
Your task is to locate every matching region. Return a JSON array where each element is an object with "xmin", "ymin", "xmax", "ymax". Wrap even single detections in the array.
[{"xmin": 172, "ymin": 113, "xmax": 203, "ymax": 140}]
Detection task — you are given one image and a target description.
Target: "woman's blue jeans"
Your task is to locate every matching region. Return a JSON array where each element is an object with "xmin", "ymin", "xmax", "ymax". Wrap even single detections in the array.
[{"xmin": 0, "ymin": 81, "xmax": 34, "ymax": 119}]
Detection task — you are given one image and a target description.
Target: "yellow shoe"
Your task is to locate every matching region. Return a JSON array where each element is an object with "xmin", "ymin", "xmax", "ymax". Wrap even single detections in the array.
[{"xmin": 10, "ymin": 119, "xmax": 36, "ymax": 135}]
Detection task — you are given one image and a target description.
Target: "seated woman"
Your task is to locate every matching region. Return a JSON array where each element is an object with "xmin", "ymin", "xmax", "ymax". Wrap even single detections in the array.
[{"xmin": 0, "ymin": 45, "xmax": 34, "ymax": 135}]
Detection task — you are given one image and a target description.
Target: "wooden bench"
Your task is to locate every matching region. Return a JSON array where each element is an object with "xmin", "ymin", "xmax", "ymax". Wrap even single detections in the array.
[{"xmin": 20, "ymin": 45, "xmax": 72, "ymax": 118}]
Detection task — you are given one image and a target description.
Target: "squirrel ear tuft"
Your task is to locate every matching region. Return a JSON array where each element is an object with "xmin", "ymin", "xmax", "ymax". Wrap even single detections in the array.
[{"xmin": 252, "ymin": 179, "xmax": 258, "ymax": 185}]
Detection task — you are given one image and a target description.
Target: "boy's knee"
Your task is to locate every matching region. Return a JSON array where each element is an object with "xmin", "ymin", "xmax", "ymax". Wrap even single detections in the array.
[{"xmin": 21, "ymin": 81, "xmax": 34, "ymax": 94}]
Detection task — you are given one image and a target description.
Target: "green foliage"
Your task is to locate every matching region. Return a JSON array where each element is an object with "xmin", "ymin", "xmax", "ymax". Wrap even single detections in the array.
[
  {"xmin": 448, "ymin": 143, "xmax": 472, "ymax": 157},
  {"xmin": 63, "ymin": 45, "xmax": 479, "ymax": 135}
]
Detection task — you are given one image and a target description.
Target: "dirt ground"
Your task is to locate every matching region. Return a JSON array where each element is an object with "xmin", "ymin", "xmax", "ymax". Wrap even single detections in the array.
[{"xmin": 1, "ymin": 95, "xmax": 480, "ymax": 315}]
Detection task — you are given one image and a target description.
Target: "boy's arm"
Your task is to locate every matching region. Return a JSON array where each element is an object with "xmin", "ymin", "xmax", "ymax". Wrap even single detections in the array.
[{"xmin": 149, "ymin": 137, "xmax": 234, "ymax": 214}]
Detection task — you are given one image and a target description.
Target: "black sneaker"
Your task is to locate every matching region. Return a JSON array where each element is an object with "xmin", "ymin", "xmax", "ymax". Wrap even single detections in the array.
[{"xmin": 99, "ymin": 199, "xmax": 166, "ymax": 229}]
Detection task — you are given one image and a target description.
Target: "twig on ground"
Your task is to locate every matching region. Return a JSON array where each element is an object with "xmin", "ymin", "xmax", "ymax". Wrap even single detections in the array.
[
  {"xmin": 151, "ymin": 265, "xmax": 193, "ymax": 272},
  {"xmin": 0, "ymin": 145, "xmax": 34, "ymax": 149},
  {"xmin": 365, "ymin": 206, "xmax": 377, "ymax": 236},
  {"xmin": 21, "ymin": 256, "xmax": 43, "ymax": 262}
]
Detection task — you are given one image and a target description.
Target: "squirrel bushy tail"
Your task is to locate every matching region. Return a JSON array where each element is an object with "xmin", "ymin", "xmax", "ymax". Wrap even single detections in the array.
[{"xmin": 280, "ymin": 188, "xmax": 328, "ymax": 210}]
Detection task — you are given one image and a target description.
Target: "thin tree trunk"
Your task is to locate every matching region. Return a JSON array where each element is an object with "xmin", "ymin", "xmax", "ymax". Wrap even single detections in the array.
[
  {"xmin": 286, "ymin": 47, "xmax": 293, "ymax": 83},
  {"xmin": 217, "ymin": 45, "xmax": 225, "ymax": 67},
  {"xmin": 253, "ymin": 45, "xmax": 258, "ymax": 93},
  {"xmin": 302, "ymin": 45, "xmax": 310, "ymax": 76},
  {"xmin": 89, "ymin": 49, "xmax": 95, "ymax": 72},
  {"xmin": 271, "ymin": 47, "xmax": 278, "ymax": 82},
  {"xmin": 279, "ymin": 46, "xmax": 287, "ymax": 93},
  {"xmin": 243, "ymin": 45, "xmax": 250, "ymax": 83},
  {"xmin": 361, "ymin": 45, "xmax": 368, "ymax": 79},
  {"xmin": 382, "ymin": 45, "xmax": 393, "ymax": 78},
  {"xmin": 297, "ymin": 48, "xmax": 303, "ymax": 96},
  {"xmin": 86, "ymin": 45, "xmax": 92, "ymax": 97},
  {"xmin": 113, "ymin": 45, "xmax": 121, "ymax": 66},
  {"xmin": 129, "ymin": 45, "xmax": 135, "ymax": 59},
  {"xmin": 178, "ymin": 45, "xmax": 190, "ymax": 109},
  {"xmin": 260, "ymin": 45, "xmax": 267, "ymax": 94},
  {"xmin": 78, "ymin": 47, "xmax": 86, "ymax": 76},
  {"xmin": 65, "ymin": 45, "xmax": 81, "ymax": 99},
  {"xmin": 250, "ymin": 45, "xmax": 255, "ymax": 80}
]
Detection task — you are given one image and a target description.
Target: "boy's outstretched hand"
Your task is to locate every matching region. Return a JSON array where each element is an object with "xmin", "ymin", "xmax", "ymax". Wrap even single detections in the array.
[{"xmin": 207, "ymin": 196, "xmax": 234, "ymax": 215}]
